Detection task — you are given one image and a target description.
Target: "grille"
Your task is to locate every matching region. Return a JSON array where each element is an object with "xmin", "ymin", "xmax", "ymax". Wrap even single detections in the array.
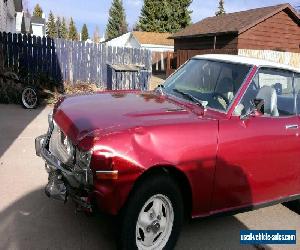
[{"xmin": 49, "ymin": 123, "xmax": 74, "ymax": 164}]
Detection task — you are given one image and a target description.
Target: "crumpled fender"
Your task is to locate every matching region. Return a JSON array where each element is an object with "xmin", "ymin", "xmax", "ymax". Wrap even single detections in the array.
[{"xmin": 83, "ymin": 119, "xmax": 219, "ymax": 216}]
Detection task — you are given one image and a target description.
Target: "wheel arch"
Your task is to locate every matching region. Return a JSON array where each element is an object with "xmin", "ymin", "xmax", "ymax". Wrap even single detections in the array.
[{"xmin": 123, "ymin": 165, "xmax": 193, "ymax": 218}]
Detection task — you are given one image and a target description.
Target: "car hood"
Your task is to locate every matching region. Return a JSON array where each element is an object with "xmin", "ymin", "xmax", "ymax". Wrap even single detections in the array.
[{"xmin": 53, "ymin": 91, "xmax": 202, "ymax": 145}]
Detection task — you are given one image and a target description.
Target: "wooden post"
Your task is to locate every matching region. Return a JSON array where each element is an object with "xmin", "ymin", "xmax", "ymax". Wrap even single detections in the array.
[
  {"xmin": 213, "ymin": 35, "xmax": 217, "ymax": 50},
  {"xmin": 0, "ymin": 32, "xmax": 4, "ymax": 72}
]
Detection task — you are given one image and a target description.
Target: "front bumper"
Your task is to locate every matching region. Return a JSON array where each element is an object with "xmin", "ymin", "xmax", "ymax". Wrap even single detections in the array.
[
  {"xmin": 35, "ymin": 134, "xmax": 93, "ymax": 210},
  {"xmin": 35, "ymin": 131, "xmax": 127, "ymax": 216},
  {"xmin": 35, "ymin": 134, "xmax": 93, "ymax": 187}
]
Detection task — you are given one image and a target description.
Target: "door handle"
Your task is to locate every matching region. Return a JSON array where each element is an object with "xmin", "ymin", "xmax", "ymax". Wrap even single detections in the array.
[{"xmin": 286, "ymin": 124, "xmax": 299, "ymax": 130}]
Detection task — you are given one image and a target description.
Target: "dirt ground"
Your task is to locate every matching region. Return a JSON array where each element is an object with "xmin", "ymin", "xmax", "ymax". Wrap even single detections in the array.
[{"xmin": 149, "ymin": 74, "xmax": 166, "ymax": 90}]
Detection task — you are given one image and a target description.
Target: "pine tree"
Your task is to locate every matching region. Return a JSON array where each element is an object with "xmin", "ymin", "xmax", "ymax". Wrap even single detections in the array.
[
  {"xmin": 81, "ymin": 24, "xmax": 89, "ymax": 41},
  {"xmin": 68, "ymin": 18, "xmax": 78, "ymax": 41},
  {"xmin": 138, "ymin": 0, "xmax": 192, "ymax": 33},
  {"xmin": 56, "ymin": 17, "xmax": 62, "ymax": 38},
  {"xmin": 138, "ymin": 0, "xmax": 161, "ymax": 32},
  {"xmin": 61, "ymin": 18, "xmax": 68, "ymax": 39},
  {"xmin": 216, "ymin": 0, "xmax": 226, "ymax": 16},
  {"xmin": 171, "ymin": 0, "xmax": 192, "ymax": 30},
  {"xmin": 105, "ymin": 0, "xmax": 128, "ymax": 40},
  {"xmin": 46, "ymin": 11, "xmax": 57, "ymax": 38},
  {"xmin": 33, "ymin": 4, "xmax": 43, "ymax": 17}
]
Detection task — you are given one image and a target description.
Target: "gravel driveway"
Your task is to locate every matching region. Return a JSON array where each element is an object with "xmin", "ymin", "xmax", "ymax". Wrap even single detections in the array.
[{"xmin": 0, "ymin": 104, "xmax": 299, "ymax": 250}]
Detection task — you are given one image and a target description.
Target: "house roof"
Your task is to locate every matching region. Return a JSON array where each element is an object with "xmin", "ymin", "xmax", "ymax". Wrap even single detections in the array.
[
  {"xmin": 31, "ymin": 16, "xmax": 45, "ymax": 25},
  {"xmin": 13, "ymin": 0, "xmax": 23, "ymax": 12},
  {"xmin": 132, "ymin": 31, "xmax": 174, "ymax": 46},
  {"xmin": 172, "ymin": 3, "xmax": 300, "ymax": 39}
]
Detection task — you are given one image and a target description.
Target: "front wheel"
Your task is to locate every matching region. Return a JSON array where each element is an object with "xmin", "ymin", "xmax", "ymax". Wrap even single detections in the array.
[
  {"xmin": 283, "ymin": 199, "xmax": 300, "ymax": 213},
  {"xmin": 119, "ymin": 174, "xmax": 183, "ymax": 250}
]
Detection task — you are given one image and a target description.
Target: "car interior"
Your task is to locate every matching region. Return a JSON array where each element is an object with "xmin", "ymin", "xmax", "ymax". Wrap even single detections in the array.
[
  {"xmin": 171, "ymin": 60, "xmax": 250, "ymax": 111},
  {"xmin": 237, "ymin": 69, "xmax": 298, "ymax": 117},
  {"xmin": 165, "ymin": 60, "xmax": 299, "ymax": 115}
]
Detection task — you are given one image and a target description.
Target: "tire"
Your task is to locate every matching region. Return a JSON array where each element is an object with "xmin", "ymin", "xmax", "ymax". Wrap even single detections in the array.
[
  {"xmin": 21, "ymin": 86, "xmax": 39, "ymax": 109},
  {"xmin": 283, "ymin": 199, "xmax": 300, "ymax": 213},
  {"xmin": 119, "ymin": 174, "xmax": 184, "ymax": 250}
]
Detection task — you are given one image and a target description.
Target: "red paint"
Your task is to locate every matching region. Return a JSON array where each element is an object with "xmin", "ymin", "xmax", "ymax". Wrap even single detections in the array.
[{"xmin": 53, "ymin": 67, "xmax": 300, "ymax": 217}]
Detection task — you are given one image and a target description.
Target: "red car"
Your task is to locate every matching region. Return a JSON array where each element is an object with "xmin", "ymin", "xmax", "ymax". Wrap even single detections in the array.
[{"xmin": 35, "ymin": 54, "xmax": 300, "ymax": 249}]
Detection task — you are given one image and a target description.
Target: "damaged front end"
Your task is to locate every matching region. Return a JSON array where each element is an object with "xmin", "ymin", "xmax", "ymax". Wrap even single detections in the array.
[{"xmin": 35, "ymin": 112, "xmax": 94, "ymax": 213}]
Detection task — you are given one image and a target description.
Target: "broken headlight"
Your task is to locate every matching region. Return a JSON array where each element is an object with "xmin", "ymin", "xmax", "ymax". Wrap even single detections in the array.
[
  {"xmin": 49, "ymin": 124, "xmax": 74, "ymax": 164},
  {"xmin": 76, "ymin": 149, "xmax": 92, "ymax": 169},
  {"xmin": 63, "ymin": 136, "xmax": 74, "ymax": 156}
]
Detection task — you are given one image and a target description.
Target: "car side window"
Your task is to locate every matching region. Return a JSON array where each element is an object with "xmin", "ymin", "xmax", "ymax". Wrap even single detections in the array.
[{"xmin": 236, "ymin": 68, "xmax": 295, "ymax": 117}]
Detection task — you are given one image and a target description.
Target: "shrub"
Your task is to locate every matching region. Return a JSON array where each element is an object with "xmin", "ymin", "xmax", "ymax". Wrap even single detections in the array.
[
  {"xmin": 45, "ymin": 83, "xmax": 102, "ymax": 105},
  {"xmin": 0, "ymin": 72, "xmax": 23, "ymax": 104}
]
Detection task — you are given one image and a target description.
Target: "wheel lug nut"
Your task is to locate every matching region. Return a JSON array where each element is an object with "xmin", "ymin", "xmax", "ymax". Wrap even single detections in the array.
[
  {"xmin": 157, "ymin": 215, "xmax": 161, "ymax": 220},
  {"xmin": 146, "ymin": 226, "xmax": 151, "ymax": 232},
  {"xmin": 150, "ymin": 213, "xmax": 154, "ymax": 219}
]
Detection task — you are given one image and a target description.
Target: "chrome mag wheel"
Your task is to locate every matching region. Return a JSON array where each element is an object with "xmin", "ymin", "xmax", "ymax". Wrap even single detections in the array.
[
  {"xmin": 136, "ymin": 194, "xmax": 174, "ymax": 250},
  {"xmin": 22, "ymin": 87, "xmax": 38, "ymax": 109}
]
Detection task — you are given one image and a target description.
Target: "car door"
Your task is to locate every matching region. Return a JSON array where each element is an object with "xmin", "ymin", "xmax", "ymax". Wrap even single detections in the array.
[{"xmin": 211, "ymin": 68, "xmax": 300, "ymax": 212}]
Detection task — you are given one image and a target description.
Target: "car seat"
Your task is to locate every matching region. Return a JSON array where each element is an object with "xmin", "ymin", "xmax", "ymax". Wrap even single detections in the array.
[
  {"xmin": 256, "ymin": 86, "xmax": 279, "ymax": 116},
  {"xmin": 216, "ymin": 77, "xmax": 234, "ymax": 98}
]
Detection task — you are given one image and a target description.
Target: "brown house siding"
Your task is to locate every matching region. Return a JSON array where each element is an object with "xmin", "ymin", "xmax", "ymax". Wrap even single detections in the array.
[
  {"xmin": 174, "ymin": 34, "xmax": 238, "ymax": 51},
  {"xmin": 238, "ymin": 10, "xmax": 300, "ymax": 52}
]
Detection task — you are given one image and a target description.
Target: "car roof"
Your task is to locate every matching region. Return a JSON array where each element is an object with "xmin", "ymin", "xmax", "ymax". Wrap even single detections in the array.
[{"xmin": 193, "ymin": 54, "xmax": 300, "ymax": 73}]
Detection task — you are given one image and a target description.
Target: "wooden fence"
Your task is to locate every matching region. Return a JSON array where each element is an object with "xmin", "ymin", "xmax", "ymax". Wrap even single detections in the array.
[
  {"xmin": 151, "ymin": 51, "xmax": 169, "ymax": 74},
  {"xmin": 166, "ymin": 49, "xmax": 238, "ymax": 76},
  {"xmin": 0, "ymin": 32, "xmax": 152, "ymax": 89}
]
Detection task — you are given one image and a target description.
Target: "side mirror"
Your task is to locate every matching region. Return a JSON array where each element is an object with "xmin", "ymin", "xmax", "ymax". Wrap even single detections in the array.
[
  {"xmin": 240, "ymin": 98, "xmax": 264, "ymax": 120},
  {"xmin": 155, "ymin": 84, "xmax": 165, "ymax": 95}
]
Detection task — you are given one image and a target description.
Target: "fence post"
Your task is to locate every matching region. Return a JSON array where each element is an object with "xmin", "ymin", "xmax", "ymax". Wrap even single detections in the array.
[{"xmin": 0, "ymin": 33, "xmax": 3, "ymax": 71}]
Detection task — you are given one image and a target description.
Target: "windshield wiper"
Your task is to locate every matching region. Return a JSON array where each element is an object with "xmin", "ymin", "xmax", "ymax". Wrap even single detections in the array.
[{"xmin": 172, "ymin": 88, "xmax": 208, "ymax": 108}]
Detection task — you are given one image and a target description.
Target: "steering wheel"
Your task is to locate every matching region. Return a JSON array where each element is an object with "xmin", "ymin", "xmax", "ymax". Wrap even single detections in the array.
[{"xmin": 212, "ymin": 92, "xmax": 229, "ymax": 106}]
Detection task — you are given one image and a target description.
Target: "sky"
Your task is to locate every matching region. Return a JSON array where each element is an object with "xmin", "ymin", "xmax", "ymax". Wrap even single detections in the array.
[{"xmin": 26, "ymin": 0, "xmax": 300, "ymax": 37}]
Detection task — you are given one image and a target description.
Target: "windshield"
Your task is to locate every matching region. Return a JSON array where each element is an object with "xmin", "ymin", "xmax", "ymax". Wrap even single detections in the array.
[{"xmin": 163, "ymin": 59, "xmax": 251, "ymax": 112}]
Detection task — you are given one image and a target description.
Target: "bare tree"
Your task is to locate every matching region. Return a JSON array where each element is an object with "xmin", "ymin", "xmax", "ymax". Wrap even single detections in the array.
[{"xmin": 93, "ymin": 26, "xmax": 101, "ymax": 43}]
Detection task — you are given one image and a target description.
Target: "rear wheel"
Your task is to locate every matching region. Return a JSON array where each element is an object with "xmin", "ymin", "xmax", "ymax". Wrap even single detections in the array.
[
  {"xmin": 119, "ymin": 174, "xmax": 183, "ymax": 250},
  {"xmin": 22, "ymin": 86, "xmax": 39, "ymax": 109}
]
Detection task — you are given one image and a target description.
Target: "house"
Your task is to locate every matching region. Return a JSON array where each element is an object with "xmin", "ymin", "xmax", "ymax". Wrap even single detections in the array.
[
  {"xmin": 19, "ymin": 11, "xmax": 46, "ymax": 37},
  {"xmin": 0, "ymin": 0, "xmax": 28, "ymax": 34},
  {"xmin": 14, "ymin": 0, "xmax": 24, "ymax": 33},
  {"xmin": 0, "ymin": 0, "xmax": 16, "ymax": 33},
  {"xmin": 171, "ymin": 3, "xmax": 300, "ymax": 65},
  {"xmin": 30, "ymin": 16, "xmax": 46, "ymax": 37},
  {"xmin": 23, "ymin": 11, "xmax": 31, "ymax": 34},
  {"xmin": 106, "ymin": 31, "xmax": 174, "ymax": 52}
]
